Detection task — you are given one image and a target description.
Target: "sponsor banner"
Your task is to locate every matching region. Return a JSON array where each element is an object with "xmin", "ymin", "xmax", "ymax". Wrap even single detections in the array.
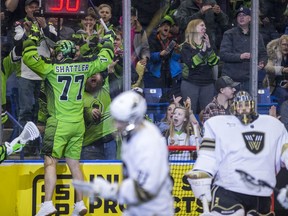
[{"xmin": 0, "ymin": 161, "xmax": 202, "ymax": 215}]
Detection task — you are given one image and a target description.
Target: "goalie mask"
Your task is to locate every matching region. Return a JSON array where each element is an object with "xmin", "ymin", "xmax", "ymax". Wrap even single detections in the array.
[
  {"xmin": 54, "ymin": 40, "xmax": 76, "ymax": 61},
  {"xmin": 110, "ymin": 91, "xmax": 147, "ymax": 136},
  {"xmin": 231, "ymin": 91, "xmax": 258, "ymax": 125}
]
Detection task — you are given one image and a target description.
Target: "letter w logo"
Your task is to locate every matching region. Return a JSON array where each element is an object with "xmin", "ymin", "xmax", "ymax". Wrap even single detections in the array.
[{"xmin": 242, "ymin": 132, "xmax": 265, "ymax": 154}]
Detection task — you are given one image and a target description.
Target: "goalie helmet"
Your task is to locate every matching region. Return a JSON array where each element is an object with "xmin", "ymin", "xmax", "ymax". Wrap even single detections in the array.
[
  {"xmin": 230, "ymin": 91, "xmax": 258, "ymax": 125},
  {"xmin": 110, "ymin": 91, "xmax": 147, "ymax": 135},
  {"xmin": 54, "ymin": 40, "xmax": 76, "ymax": 60}
]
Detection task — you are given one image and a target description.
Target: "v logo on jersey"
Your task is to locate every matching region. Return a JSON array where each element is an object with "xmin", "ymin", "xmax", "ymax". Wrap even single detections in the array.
[{"xmin": 242, "ymin": 132, "xmax": 264, "ymax": 154}]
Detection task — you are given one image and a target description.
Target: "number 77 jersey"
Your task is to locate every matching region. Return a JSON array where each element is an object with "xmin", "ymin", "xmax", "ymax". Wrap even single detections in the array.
[{"xmin": 22, "ymin": 45, "xmax": 113, "ymax": 122}]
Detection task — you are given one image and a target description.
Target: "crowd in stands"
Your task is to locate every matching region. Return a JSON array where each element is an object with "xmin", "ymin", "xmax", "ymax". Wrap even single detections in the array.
[{"xmin": 2, "ymin": 0, "xmax": 288, "ymax": 161}]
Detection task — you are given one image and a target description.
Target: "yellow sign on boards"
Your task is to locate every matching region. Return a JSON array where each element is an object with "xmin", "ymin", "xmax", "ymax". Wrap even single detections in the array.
[{"xmin": 0, "ymin": 162, "xmax": 202, "ymax": 216}]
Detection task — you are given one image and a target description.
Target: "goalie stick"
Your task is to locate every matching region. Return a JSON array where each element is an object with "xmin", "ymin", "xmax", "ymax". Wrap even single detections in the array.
[{"xmin": 235, "ymin": 169, "xmax": 280, "ymax": 193}]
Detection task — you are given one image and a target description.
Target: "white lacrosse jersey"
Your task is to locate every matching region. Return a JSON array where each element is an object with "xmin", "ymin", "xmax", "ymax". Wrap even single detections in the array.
[
  {"xmin": 118, "ymin": 120, "xmax": 174, "ymax": 216},
  {"xmin": 193, "ymin": 114, "xmax": 288, "ymax": 197}
]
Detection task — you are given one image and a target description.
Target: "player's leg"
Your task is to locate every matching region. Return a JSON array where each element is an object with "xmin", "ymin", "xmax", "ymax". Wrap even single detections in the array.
[
  {"xmin": 246, "ymin": 196, "xmax": 274, "ymax": 216},
  {"xmin": 64, "ymin": 120, "xmax": 87, "ymax": 216},
  {"xmin": 246, "ymin": 210, "xmax": 275, "ymax": 216},
  {"xmin": 35, "ymin": 156, "xmax": 58, "ymax": 216},
  {"xmin": 210, "ymin": 186, "xmax": 245, "ymax": 216},
  {"xmin": 36, "ymin": 117, "xmax": 59, "ymax": 216}
]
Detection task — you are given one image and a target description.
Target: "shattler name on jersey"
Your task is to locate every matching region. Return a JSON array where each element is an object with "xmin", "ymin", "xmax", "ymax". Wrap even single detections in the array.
[{"xmin": 55, "ymin": 64, "xmax": 89, "ymax": 73}]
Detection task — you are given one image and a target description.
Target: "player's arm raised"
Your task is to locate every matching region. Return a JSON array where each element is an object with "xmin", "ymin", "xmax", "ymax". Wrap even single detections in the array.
[
  {"xmin": 22, "ymin": 32, "xmax": 53, "ymax": 79},
  {"xmin": 87, "ymin": 30, "xmax": 115, "ymax": 77}
]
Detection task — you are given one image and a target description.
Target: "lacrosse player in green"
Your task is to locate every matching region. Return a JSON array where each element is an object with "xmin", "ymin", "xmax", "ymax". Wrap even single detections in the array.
[{"xmin": 22, "ymin": 31, "xmax": 114, "ymax": 216}]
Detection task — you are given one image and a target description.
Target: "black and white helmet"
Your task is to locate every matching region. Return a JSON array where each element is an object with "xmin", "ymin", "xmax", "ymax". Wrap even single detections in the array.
[
  {"xmin": 230, "ymin": 91, "xmax": 258, "ymax": 125},
  {"xmin": 110, "ymin": 90, "xmax": 147, "ymax": 125}
]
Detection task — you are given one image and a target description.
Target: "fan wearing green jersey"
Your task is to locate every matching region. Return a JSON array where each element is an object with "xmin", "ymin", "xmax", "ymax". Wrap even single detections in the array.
[
  {"xmin": 1, "ymin": 48, "xmax": 21, "ymax": 124},
  {"xmin": 81, "ymin": 72, "xmax": 117, "ymax": 160},
  {"xmin": 22, "ymin": 31, "xmax": 114, "ymax": 216}
]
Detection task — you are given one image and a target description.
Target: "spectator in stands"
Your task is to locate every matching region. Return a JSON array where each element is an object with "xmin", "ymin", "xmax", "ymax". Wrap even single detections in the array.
[
  {"xmin": 180, "ymin": 19, "xmax": 219, "ymax": 114},
  {"xmin": 202, "ymin": 75, "xmax": 239, "ymax": 123},
  {"xmin": 13, "ymin": 0, "xmax": 57, "ymax": 140},
  {"xmin": 258, "ymin": 15, "xmax": 280, "ymax": 87},
  {"xmin": 48, "ymin": 17, "xmax": 75, "ymax": 40},
  {"xmin": 107, "ymin": 27, "xmax": 139, "ymax": 99},
  {"xmin": 260, "ymin": 0, "xmax": 288, "ymax": 34},
  {"xmin": 166, "ymin": 97, "xmax": 200, "ymax": 160},
  {"xmin": 95, "ymin": 4, "xmax": 115, "ymax": 39},
  {"xmin": 264, "ymin": 34, "xmax": 288, "ymax": 106},
  {"xmin": 1, "ymin": 0, "xmax": 19, "ymax": 38},
  {"xmin": 81, "ymin": 73, "xmax": 117, "ymax": 160},
  {"xmin": 219, "ymin": 6, "xmax": 267, "ymax": 92},
  {"xmin": 259, "ymin": 16, "xmax": 280, "ymax": 47},
  {"xmin": 280, "ymin": 100, "xmax": 288, "ymax": 131},
  {"xmin": 1, "ymin": 46, "xmax": 21, "ymax": 125},
  {"xmin": 119, "ymin": 7, "xmax": 150, "ymax": 88},
  {"xmin": 156, "ymin": 95, "xmax": 182, "ymax": 135},
  {"xmin": 146, "ymin": 16, "xmax": 182, "ymax": 102},
  {"xmin": 71, "ymin": 7, "xmax": 99, "ymax": 56},
  {"xmin": 174, "ymin": 0, "xmax": 229, "ymax": 49}
]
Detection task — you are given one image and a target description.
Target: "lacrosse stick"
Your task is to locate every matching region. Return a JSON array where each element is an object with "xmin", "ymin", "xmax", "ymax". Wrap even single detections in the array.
[
  {"xmin": 235, "ymin": 169, "xmax": 279, "ymax": 193},
  {"xmin": 201, "ymin": 196, "xmax": 214, "ymax": 216},
  {"xmin": 5, "ymin": 121, "xmax": 40, "ymax": 154},
  {"xmin": 88, "ymin": 0, "xmax": 109, "ymax": 32}
]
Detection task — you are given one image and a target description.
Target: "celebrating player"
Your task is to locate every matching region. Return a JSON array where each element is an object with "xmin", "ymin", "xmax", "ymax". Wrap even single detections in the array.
[
  {"xmin": 73, "ymin": 90, "xmax": 174, "ymax": 216},
  {"xmin": 22, "ymin": 29, "xmax": 114, "ymax": 215},
  {"xmin": 186, "ymin": 91, "xmax": 288, "ymax": 215}
]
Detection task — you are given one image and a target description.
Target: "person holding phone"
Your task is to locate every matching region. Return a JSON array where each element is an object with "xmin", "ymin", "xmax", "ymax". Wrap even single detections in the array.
[{"xmin": 146, "ymin": 16, "xmax": 182, "ymax": 102}]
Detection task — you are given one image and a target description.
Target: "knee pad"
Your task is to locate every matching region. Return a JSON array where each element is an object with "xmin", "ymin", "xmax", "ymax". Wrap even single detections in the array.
[
  {"xmin": 246, "ymin": 210, "xmax": 275, "ymax": 216},
  {"xmin": 211, "ymin": 204, "xmax": 245, "ymax": 216}
]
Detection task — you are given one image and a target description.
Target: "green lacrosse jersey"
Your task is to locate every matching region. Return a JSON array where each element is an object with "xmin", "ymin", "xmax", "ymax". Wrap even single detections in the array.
[
  {"xmin": 83, "ymin": 78, "xmax": 116, "ymax": 146},
  {"xmin": 1, "ymin": 51, "xmax": 20, "ymax": 107},
  {"xmin": 22, "ymin": 43, "xmax": 114, "ymax": 122}
]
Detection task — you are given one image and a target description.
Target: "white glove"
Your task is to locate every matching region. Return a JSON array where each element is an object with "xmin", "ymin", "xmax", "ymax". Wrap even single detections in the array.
[
  {"xmin": 93, "ymin": 177, "xmax": 118, "ymax": 200},
  {"xmin": 73, "ymin": 178, "xmax": 118, "ymax": 200},
  {"xmin": 277, "ymin": 186, "xmax": 288, "ymax": 209},
  {"xmin": 186, "ymin": 170, "xmax": 212, "ymax": 202}
]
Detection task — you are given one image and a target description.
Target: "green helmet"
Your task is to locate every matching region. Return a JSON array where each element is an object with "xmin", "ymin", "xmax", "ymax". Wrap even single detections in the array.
[{"xmin": 54, "ymin": 40, "xmax": 76, "ymax": 59}]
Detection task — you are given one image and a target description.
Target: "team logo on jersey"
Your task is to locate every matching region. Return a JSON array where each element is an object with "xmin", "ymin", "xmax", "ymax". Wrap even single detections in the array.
[
  {"xmin": 242, "ymin": 132, "xmax": 264, "ymax": 154},
  {"xmin": 99, "ymin": 57, "xmax": 108, "ymax": 63}
]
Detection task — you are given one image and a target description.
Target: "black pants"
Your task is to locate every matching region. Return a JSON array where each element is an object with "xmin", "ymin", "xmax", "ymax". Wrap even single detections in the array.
[{"xmin": 211, "ymin": 186, "xmax": 271, "ymax": 214}]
